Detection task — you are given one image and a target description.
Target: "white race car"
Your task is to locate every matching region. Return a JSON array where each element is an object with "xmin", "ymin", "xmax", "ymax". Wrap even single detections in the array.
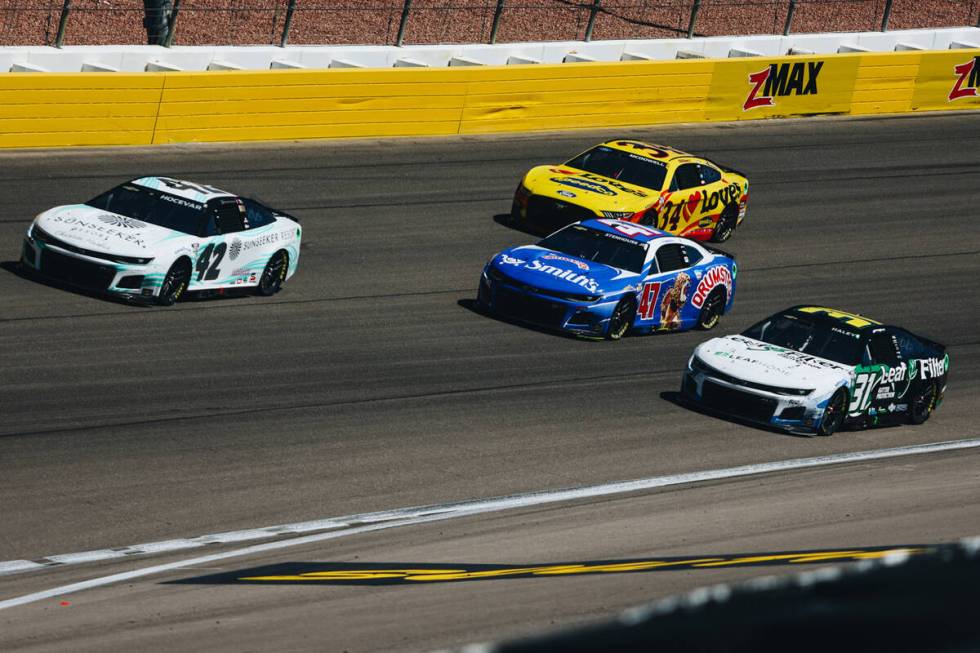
[
  {"xmin": 21, "ymin": 177, "xmax": 301, "ymax": 305},
  {"xmin": 681, "ymin": 305, "xmax": 949, "ymax": 436}
]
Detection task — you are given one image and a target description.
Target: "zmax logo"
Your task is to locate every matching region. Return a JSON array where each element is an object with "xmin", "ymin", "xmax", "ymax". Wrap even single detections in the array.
[
  {"xmin": 744, "ymin": 61, "xmax": 824, "ymax": 111},
  {"xmin": 948, "ymin": 56, "xmax": 979, "ymax": 101}
]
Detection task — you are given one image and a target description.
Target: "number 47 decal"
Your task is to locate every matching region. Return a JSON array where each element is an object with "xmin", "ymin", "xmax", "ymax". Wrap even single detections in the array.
[
  {"xmin": 196, "ymin": 243, "xmax": 227, "ymax": 281},
  {"xmin": 638, "ymin": 282, "xmax": 661, "ymax": 320}
]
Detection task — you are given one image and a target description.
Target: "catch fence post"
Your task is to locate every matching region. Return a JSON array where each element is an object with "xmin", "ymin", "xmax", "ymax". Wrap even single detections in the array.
[
  {"xmin": 880, "ymin": 0, "xmax": 893, "ymax": 31},
  {"xmin": 584, "ymin": 0, "xmax": 601, "ymax": 42},
  {"xmin": 396, "ymin": 0, "xmax": 412, "ymax": 46},
  {"xmin": 54, "ymin": 0, "xmax": 71, "ymax": 48},
  {"xmin": 687, "ymin": 0, "xmax": 701, "ymax": 39},
  {"xmin": 783, "ymin": 0, "xmax": 796, "ymax": 36},
  {"xmin": 280, "ymin": 0, "xmax": 297, "ymax": 47},
  {"xmin": 490, "ymin": 0, "xmax": 505, "ymax": 44},
  {"xmin": 164, "ymin": 0, "xmax": 181, "ymax": 47}
]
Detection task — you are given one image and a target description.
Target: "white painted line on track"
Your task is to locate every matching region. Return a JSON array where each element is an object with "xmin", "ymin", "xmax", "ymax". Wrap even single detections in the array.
[{"xmin": 1, "ymin": 437, "xmax": 977, "ymax": 611}]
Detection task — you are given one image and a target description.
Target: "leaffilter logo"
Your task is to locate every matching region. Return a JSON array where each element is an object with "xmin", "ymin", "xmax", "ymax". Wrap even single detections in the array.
[
  {"xmin": 948, "ymin": 56, "xmax": 979, "ymax": 101},
  {"xmin": 97, "ymin": 214, "xmax": 146, "ymax": 229},
  {"xmin": 744, "ymin": 61, "xmax": 824, "ymax": 111},
  {"xmin": 229, "ymin": 238, "xmax": 242, "ymax": 260}
]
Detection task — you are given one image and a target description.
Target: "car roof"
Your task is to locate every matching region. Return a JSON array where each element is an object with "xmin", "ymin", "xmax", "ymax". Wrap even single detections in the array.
[
  {"xmin": 786, "ymin": 305, "xmax": 882, "ymax": 331},
  {"xmin": 131, "ymin": 176, "xmax": 235, "ymax": 203},
  {"xmin": 601, "ymin": 139, "xmax": 693, "ymax": 162},
  {"xmin": 578, "ymin": 218, "xmax": 673, "ymax": 244}
]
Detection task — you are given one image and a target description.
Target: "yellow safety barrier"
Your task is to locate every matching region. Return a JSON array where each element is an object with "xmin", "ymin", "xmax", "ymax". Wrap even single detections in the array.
[
  {"xmin": 0, "ymin": 73, "xmax": 163, "ymax": 148},
  {"xmin": 0, "ymin": 49, "xmax": 977, "ymax": 148}
]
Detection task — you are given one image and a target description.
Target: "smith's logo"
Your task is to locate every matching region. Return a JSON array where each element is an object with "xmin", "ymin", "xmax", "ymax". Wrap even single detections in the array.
[
  {"xmin": 744, "ymin": 61, "xmax": 824, "ymax": 111},
  {"xmin": 948, "ymin": 56, "xmax": 979, "ymax": 101}
]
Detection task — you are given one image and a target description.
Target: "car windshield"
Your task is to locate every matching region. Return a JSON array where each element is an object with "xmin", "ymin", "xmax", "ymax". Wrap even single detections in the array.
[
  {"xmin": 742, "ymin": 313, "xmax": 864, "ymax": 366},
  {"xmin": 86, "ymin": 183, "xmax": 207, "ymax": 235},
  {"xmin": 538, "ymin": 225, "xmax": 647, "ymax": 273},
  {"xmin": 565, "ymin": 146, "xmax": 668, "ymax": 190}
]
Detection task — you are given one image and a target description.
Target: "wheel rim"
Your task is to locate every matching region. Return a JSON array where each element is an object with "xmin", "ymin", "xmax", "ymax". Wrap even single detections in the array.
[
  {"xmin": 609, "ymin": 302, "xmax": 632, "ymax": 339},
  {"xmin": 913, "ymin": 386, "xmax": 935, "ymax": 419},
  {"xmin": 823, "ymin": 393, "xmax": 845, "ymax": 433},
  {"xmin": 162, "ymin": 266, "xmax": 187, "ymax": 301},
  {"xmin": 262, "ymin": 252, "xmax": 287, "ymax": 291},
  {"xmin": 701, "ymin": 293, "xmax": 722, "ymax": 328},
  {"xmin": 715, "ymin": 212, "xmax": 734, "ymax": 241}
]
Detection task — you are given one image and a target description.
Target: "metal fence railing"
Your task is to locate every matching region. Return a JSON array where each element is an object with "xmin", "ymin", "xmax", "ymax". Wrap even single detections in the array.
[{"xmin": 0, "ymin": 0, "xmax": 977, "ymax": 48}]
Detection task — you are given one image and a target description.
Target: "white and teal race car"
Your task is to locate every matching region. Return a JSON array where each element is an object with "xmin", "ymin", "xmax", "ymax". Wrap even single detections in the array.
[
  {"xmin": 20, "ymin": 177, "xmax": 301, "ymax": 305},
  {"xmin": 681, "ymin": 305, "xmax": 949, "ymax": 436}
]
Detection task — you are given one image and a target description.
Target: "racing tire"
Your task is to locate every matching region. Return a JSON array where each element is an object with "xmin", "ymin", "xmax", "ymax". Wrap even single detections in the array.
[
  {"xmin": 710, "ymin": 204, "xmax": 738, "ymax": 243},
  {"xmin": 696, "ymin": 289, "xmax": 725, "ymax": 330},
  {"xmin": 606, "ymin": 298, "xmax": 636, "ymax": 341},
  {"xmin": 157, "ymin": 259, "xmax": 191, "ymax": 307},
  {"xmin": 909, "ymin": 383, "xmax": 937, "ymax": 425},
  {"xmin": 257, "ymin": 250, "xmax": 288, "ymax": 297},
  {"xmin": 815, "ymin": 389, "xmax": 848, "ymax": 437}
]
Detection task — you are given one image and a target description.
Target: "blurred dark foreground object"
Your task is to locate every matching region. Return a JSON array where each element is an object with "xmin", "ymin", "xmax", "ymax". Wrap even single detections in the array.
[{"xmin": 486, "ymin": 541, "xmax": 980, "ymax": 653}]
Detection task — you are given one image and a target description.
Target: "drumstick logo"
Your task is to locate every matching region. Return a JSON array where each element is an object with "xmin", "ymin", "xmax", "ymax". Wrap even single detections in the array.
[
  {"xmin": 744, "ymin": 61, "xmax": 824, "ymax": 111},
  {"xmin": 948, "ymin": 56, "xmax": 979, "ymax": 101}
]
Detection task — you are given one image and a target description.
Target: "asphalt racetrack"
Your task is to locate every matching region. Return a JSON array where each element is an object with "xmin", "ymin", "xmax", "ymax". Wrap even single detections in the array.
[{"xmin": 1, "ymin": 113, "xmax": 979, "ymax": 651}]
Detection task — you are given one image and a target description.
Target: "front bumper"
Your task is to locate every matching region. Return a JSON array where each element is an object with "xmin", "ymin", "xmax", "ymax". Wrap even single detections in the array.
[
  {"xmin": 478, "ymin": 272, "xmax": 611, "ymax": 337},
  {"xmin": 681, "ymin": 366, "xmax": 823, "ymax": 434},
  {"xmin": 21, "ymin": 237, "xmax": 161, "ymax": 300},
  {"xmin": 512, "ymin": 190, "xmax": 601, "ymax": 234}
]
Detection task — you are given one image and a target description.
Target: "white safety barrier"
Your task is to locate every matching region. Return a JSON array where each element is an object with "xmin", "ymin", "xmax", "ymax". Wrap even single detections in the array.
[{"xmin": 0, "ymin": 26, "xmax": 976, "ymax": 73}]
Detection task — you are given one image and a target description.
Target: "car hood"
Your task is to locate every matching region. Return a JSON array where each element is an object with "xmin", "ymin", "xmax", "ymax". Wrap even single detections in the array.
[
  {"xmin": 490, "ymin": 245, "xmax": 642, "ymax": 296},
  {"xmin": 35, "ymin": 205, "xmax": 181, "ymax": 257},
  {"xmin": 695, "ymin": 334, "xmax": 853, "ymax": 390},
  {"xmin": 523, "ymin": 165, "xmax": 653, "ymax": 213}
]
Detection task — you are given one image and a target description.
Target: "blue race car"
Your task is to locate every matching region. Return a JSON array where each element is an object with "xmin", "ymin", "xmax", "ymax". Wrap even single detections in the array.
[{"xmin": 478, "ymin": 218, "xmax": 737, "ymax": 339}]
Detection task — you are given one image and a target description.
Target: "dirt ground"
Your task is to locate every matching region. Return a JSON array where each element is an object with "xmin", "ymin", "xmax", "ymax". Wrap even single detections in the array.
[{"xmin": 0, "ymin": 0, "xmax": 975, "ymax": 47}]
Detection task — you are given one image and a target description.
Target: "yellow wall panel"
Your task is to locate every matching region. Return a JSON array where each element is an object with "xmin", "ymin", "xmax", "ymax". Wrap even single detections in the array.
[
  {"xmin": 910, "ymin": 49, "xmax": 980, "ymax": 112},
  {"xmin": 0, "ymin": 116, "xmax": 157, "ymax": 134},
  {"xmin": 460, "ymin": 110, "xmax": 704, "ymax": 134},
  {"xmin": 159, "ymin": 95, "xmax": 464, "ymax": 117},
  {"xmin": 161, "ymin": 83, "xmax": 465, "ymax": 103},
  {"xmin": 0, "ymin": 72, "xmax": 163, "ymax": 90},
  {"xmin": 0, "ymin": 88, "xmax": 163, "ymax": 104},
  {"xmin": 465, "ymin": 85, "xmax": 711, "ymax": 109},
  {"xmin": 155, "ymin": 108, "xmax": 463, "ymax": 131},
  {"xmin": 706, "ymin": 54, "xmax": 862, "ymax": 121},
  {"xmin": 0, "ymin": 102, "xmax": 159, "ymax": 119},
  {"xmin": 153, "ymin": 121, "xmax": 459, "ymax": 144},
  {"xmin": 0, "ymin": 130, "xmax": 154, "ymax": 147}
]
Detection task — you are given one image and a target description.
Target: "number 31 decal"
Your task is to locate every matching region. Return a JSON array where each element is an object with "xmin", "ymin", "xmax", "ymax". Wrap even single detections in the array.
[{"xmin": 196, "ymin": 243, "xmax": 227, "ymax": 281}]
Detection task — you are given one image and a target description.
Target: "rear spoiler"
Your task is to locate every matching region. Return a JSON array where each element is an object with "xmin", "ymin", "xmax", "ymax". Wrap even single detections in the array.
[
  {"xmin": 276, "ymin": 210, "xmax": 299, "ymax": 224},
  {"xmin": 702, "ymin": 244, "xmax": 735, "ymax": 260},
  {"xmin": 707, "ymin": 159, "xmax": 747, "ymax": 179}
]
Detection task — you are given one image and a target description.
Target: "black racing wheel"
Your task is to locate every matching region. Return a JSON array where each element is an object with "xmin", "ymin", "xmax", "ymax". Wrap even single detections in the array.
[
  {"xmin": 711, "ymin": 204, "xmax": 738, "ymax": 243},
  {"xmin": 257, "ymin": 250, "xmax": 288, "ymax": 297},
  {"xmin": 816, "ymin": 388, "xmax": 848, "ymax": 436},
  {"xmin": 696, "ymin": 289, "xmax": 725, "ymax": 330},
  {"xmin": 606, "ymin": 298, "xmax": 636, "ymax": 341},
  {"xmin": 157, "ymin": 259, "xmax": 191, "ymax": 306},
  {"xmin": 909, "ymin": 383, "xmax": 937, "ymax": 425}
]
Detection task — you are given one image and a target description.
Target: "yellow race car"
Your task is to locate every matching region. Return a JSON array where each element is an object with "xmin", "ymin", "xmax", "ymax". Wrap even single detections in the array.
[{"xmin": 511, "ymin": 140, "xmax": 749, "ymax": 242}]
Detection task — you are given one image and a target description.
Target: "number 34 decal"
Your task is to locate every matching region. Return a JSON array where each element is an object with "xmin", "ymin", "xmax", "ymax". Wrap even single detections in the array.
[{"xmin": 196, "ymin": 243, "xmax": 227, "ymax": 281}]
